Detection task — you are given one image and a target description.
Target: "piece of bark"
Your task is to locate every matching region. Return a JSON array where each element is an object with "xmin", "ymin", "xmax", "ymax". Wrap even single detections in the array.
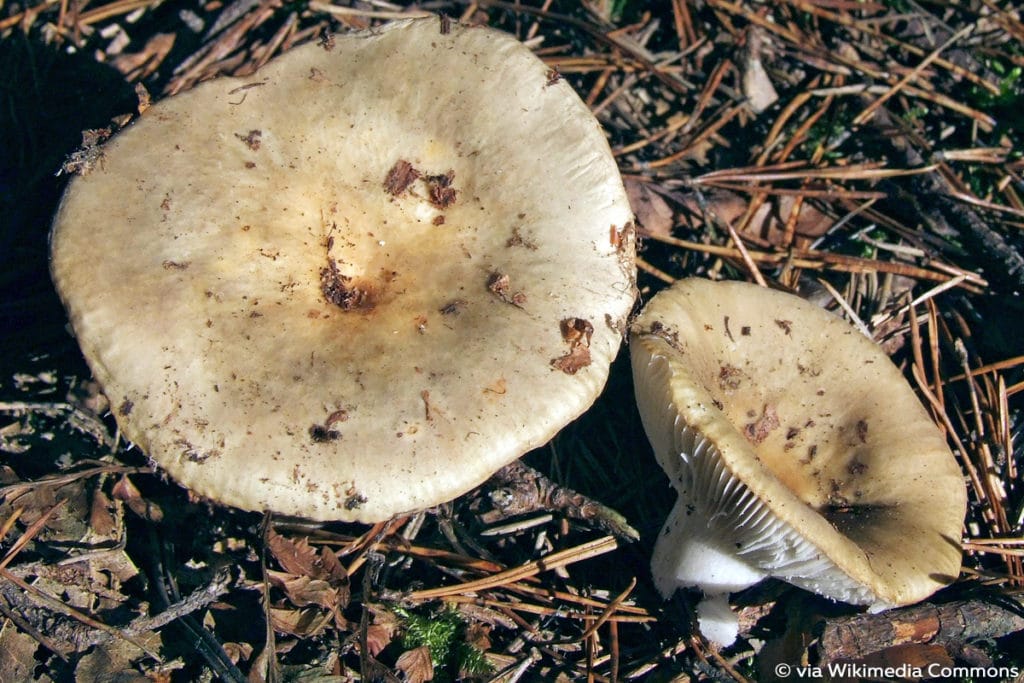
[{"xmin": 817, "ymin": 598, "xmax": 1024, "ymax": 665}]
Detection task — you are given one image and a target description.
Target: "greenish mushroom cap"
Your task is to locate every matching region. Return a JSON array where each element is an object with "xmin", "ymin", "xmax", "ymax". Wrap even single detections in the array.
[{"xmin": 50, "ymin": 17, "xmax": 636, "ymax": 522}]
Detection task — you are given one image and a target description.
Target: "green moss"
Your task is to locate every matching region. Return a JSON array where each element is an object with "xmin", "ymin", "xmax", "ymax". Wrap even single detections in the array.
[{"xmin": 396, "ymin": 606, "xmax": 493, "ymax": 681}]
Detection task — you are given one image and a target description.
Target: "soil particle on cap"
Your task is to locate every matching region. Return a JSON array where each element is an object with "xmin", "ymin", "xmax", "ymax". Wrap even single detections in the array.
[
  {"xmin": 425, "ymin": 170, "xmax": 457, "ymax": 209},
  {"xmin": 775, "ymin": 319, "xmax": 793, "ymax": 335},
  {"xmin": 487, "ymin": 272, "xmax": 526, "ymax": 307},
  {"xmin": 421, "ymin": 390, "xmax": 434, "ymax": 422},
  {"xmin": 647, "ymin": 321, "xmax": 680, "ymax": 348},
  {"xmin": 612, "ymin": 222, "xmax": 637, "ymax": 288},
  {"xmin": 610, "ymin": 225, "xmax": 621, "ymax": 248},
  {"xmin": 439, "ymin": 299, "xmax": 467, "ymax": 315},
  {"xmin": 856, "ymin": 419, "xmax": 869, "ymax": 444},
  {"xmin": 604, "ymin": 313, "xmax": 626, "ymax": 336},
  {"xmin": 384, "ymin": 160, "xmax": 458, "ymax": 208},
  {"xmin": 439, "ymin": 14, "xmax": 452, "ymax": 34},
  {"xmin": 718, "ymin": 364, "xmax": 743, "ymax": 391},
  {"xmin": 325, "ymin": 409, "xmax": 349, "ymax": 427},
  {"xmin": 162, "ymin": 260, "xmax": 190, "ymax": 270},
  {"xmin": 235, "ymin": 129, "xmax": 262, "ymax": 151},
  {"xmin": 827, "ymin": 480, "xmax": 851, "ymax": 509},
  {"xmin": 309, "ymin": 423, "xmax": 341, "ymax": 442},
  {"xmin": 318, "ymin": 28, "xmax": 335, "ymax": 50},
  {"xmin": 344, "ymin": 491, "xmax": 367, "ymax": 510},
  {"xmin": 118, "ymin": 399, "xmax": 134, "ymax": 416},
  {"xmin": 483, "ymin": 378, "xmax": 507, "ymax": 395},
  {"xmin": 545, "ymin": 67, "xmax": 562, "ymax": 86},
  {"xmin": 551, "ymin": 346, "xmax": 591, "ymax": 374},
  {"xmin": 783, "ymin": 426, "xmax": 802, "ymax": 452},
  {"xmin": 384, "ymin": 159, "xmax": 420, "ymax": 196},
  {"xmin": 320, "ymin": 258, "xmax": 376, "ymax": 311},
  {"xmin": 506, "ymin": 227, "xmax": 537, "ymax": 250},
  {"xmin": 743, "ymin": 404, "xmax": 780, "ymax": 445},
  {"xmin": 560, "ymin": 317, "xmax": 594, "ymax": 347},
  {"xmin": 176, "ymin": 439, "xmax": 217, "ymax": 463}
]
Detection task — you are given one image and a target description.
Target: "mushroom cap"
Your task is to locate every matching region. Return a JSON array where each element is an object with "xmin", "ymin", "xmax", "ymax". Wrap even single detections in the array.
[
  {"xmin": 631, "ymin": 278, "xmax": 965, "ymax": 610},
  {"xmin": 50, "ymin": 17, "xmax": 636, "ymax": 522}
]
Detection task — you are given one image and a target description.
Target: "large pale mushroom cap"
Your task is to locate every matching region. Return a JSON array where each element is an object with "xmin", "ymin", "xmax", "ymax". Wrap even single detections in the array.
[
  {"xmin": 630, "ymin": 278, "xmax": 965, "ymax": 639},
  {"xmin": 50, "ymin": 17, "xmax": 636, "ymax": 522}
]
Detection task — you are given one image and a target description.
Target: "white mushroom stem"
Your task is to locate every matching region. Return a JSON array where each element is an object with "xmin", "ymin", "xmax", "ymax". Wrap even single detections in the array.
[
  {"xmin": 651, "ymin": 495, "xmax": 767, "ymax": 647},
  {"xmin": 696, "ymin": 595, "xmax": 742, "ymax": 648},
  {"xmin": 651, "ymin": 496, "xmax": 766, "ymax": 598}
]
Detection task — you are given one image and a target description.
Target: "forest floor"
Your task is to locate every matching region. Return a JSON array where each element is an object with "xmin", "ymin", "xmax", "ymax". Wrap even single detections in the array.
[{"xmin": 1, "ymin": 0, "xmax": 1023, "ymax": 680}]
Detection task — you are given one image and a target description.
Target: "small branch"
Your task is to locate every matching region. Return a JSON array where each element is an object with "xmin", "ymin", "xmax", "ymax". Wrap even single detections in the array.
[
  {"xmin": 485, "ymin": 460, "xmax": 639, "ymax": 541},
  {"xmin": 817, "ymin": 597, "xmax": 1024, "ymax": 665}
]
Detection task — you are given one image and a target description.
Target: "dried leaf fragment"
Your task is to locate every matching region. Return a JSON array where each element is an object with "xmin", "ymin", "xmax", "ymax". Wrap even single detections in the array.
[
  {"xmin": 112, "ymin": 475, "xmax": 163, "ymax": 521},
  {"xmin": 365, "ymin": 605, "xmax": 401, "ymax": 656},
  {"xmin": 384, "ymin": 159, "xmax": 420, "ymax": 196},
  {"xmin": 267, "ymin": 529, "xmax": 346, "ymax": 582},
  {"xmin": 267, "ymin": 529, "xmax": 350, "ymax": 621},
  {"xmin": 396, "ymin": 646, "xmax": 434, "ymax": 683},
  {"xmin": 269, "ymin": 606, "xmax": 330, "ymax": 637},
  {"xmin": 551, "ymin": 345, "xmax": 592, "ymax": 374},
  {"xmin": 625, "ymin": 178, "xmax": 674, "ymax": 239},
  {"xmin": 425, "ymin": 170, "xmax": 457, "ymax": 209},
  {"xmin": 551, "ymin": 317, "xmax": 594, "ymax": 374}
]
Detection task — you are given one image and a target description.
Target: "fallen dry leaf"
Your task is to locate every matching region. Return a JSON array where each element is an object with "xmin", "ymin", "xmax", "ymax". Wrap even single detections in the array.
[
  {"xmin": 266, "ymin": 572, "xmax": 346, "ymax": 613},
  {"xmin": 677, "ymin": 189, "xmax": 834, "ymax": 247},
  {"xmin": 395, "ymin": 646, "xmax": 434, "ymax": 683},
  {"xmin": 112, "ymin": 474, "xmax": 163, "ymax": 522},
  {"xmin": 625, "ymin": 178, "xmax": 674, "ymax": 239},
  {"xmin": 0, "ymin": 628, "xmax": 42, "ymax": 683},
  {"xmin": 365, "ymin": 604, "xmax": 401, "ymax": 657},
  {"xmin": 269, "ymin": 606, "xmax": 332, "ymax": 638},
  {"xmin": 267, "ymin": 529, "xmax": 346, "ymax": 583}
]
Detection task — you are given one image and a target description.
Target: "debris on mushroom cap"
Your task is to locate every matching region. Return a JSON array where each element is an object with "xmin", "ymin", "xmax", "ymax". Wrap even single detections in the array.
[
  {"xmin": 49, "ymin": 16, "xmax": 637, "ymax": 523},
  {"xmin": 630, "ymin": 278, "xmax": 966, "ymax": 645}
]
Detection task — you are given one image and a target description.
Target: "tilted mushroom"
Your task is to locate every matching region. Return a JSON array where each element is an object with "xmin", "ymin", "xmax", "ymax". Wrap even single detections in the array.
[
  {"xmin": 50, "ymin": 17, "xmax": 636, "ymax": 522},
  {"xmin": 630, "ymin": 278, "xmax": 965, "ymax": 645}
]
